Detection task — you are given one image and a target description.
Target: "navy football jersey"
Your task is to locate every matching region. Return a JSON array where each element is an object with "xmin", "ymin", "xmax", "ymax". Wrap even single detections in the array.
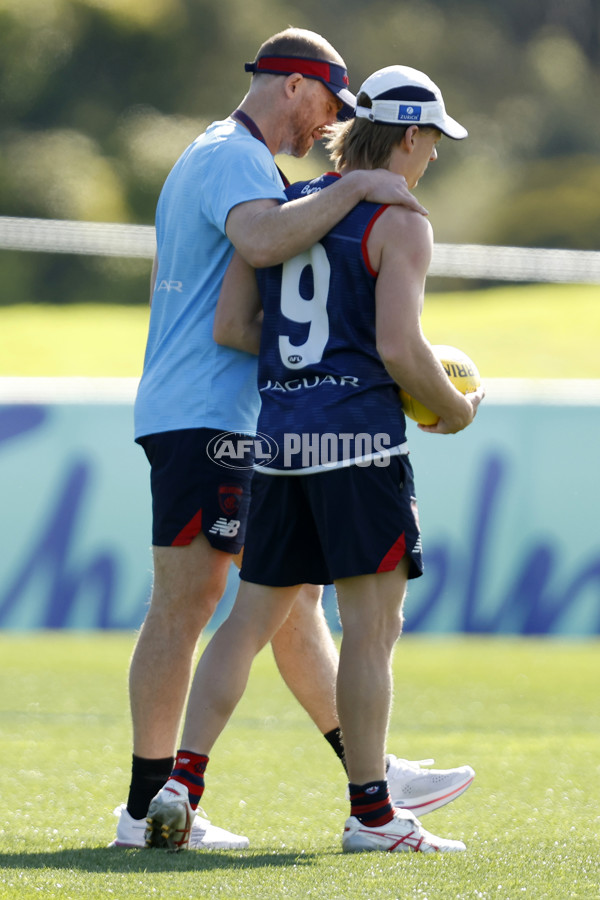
[{"xmin": 255, "ymin": 173, "xmax": 408, "ymax": 473}]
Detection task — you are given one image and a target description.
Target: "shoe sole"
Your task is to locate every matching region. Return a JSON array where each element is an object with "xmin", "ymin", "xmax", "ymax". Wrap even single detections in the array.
[
  {"xmin": 392, "ymin": 773, "xmax": 475, "ymax": 816},
  {"xmin": 145, "ymin": 803, "xmax": 191, "ymax": 851},
  {"xmin": 108, "ymin": 839, "xmax": 144, "ymax": 848}
]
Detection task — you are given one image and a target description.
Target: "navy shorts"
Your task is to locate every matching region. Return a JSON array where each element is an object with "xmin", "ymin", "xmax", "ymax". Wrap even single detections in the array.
[
  {"xmin": 137, "ymin": 428, "xmax": 254, "ymax": 553},
  {"xmin": 240, "ymin": 454, "xmax": 424, "ymax": 587}
]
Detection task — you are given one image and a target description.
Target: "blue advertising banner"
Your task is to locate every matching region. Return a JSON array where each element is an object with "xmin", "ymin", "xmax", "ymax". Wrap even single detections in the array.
[
  {"xmin": 404, "ymin": 393, "xmax": 600, "ymax": 635},
  {"xmin": 0, "ymin": 378, "xmax": 598, "ymax": 634}
]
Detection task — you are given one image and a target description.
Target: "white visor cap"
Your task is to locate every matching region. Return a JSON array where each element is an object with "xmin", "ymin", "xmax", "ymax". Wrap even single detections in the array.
[{"xmin": 355, "ymin": 65, "xmax": 468, "ymax": 140}]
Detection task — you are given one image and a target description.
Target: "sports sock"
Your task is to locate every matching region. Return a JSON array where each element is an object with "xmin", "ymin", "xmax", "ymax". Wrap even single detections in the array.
[
  {"xmin": 348, "ymin": 780, "xmax": 394, "ymax": 827},
  {"xmin": 169, "ymin": 749, "xmax": 209, "ymax": 810},
  {"xmin": 323, "ymin": 727, "xmax": 347, "ymax": 772},
  {"xmin": 126, "ymin": 754, "xmax": 175, "ymax": 820}
]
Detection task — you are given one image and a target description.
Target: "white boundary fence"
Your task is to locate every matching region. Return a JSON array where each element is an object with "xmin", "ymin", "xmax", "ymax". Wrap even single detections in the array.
[
  {"xmin": 1, "ymin": 215, "xmax": 600, "ymax": 283},
  {"xmin": 2, "ymin": 376, "xmax": 600, "ymax": 406}
]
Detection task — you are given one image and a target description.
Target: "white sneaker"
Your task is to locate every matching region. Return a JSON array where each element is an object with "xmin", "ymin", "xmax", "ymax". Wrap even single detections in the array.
[
  {"xmin": 342, "ymin": 809, "xmax": 466, "ymax": 853},
  {"xmin": 109, "ymin": 805, "xmax": 147, "ymax": 848},
  {"xmin": 109, "ymin": 798, "xmax": 249, "ymax": 850},
  {"xmin": 386, "ymin": 756, "xmax": 475, "ymax": 815}
]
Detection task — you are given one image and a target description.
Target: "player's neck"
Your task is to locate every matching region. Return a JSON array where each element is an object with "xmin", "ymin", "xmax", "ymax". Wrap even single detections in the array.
[
  {"xmin": 338, "ymin": 163, "xmax": 370, "ymax": 177},
  {"xmin": 340, "ymin": 162, "xmax": 411, "ymax": 182}
]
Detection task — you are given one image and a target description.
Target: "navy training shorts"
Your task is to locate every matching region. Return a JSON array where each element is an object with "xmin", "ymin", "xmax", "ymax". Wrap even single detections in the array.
[
  {"xmin": 240, "ymin": 453, "xmax": 424, "ymax": 587},
  {"xmin": 137, "ymin": 428, "xmax": 254, "ymax": 553}
]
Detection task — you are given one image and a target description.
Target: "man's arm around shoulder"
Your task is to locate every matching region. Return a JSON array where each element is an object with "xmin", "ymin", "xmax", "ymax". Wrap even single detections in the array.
[{"xmin": 226, "ymin": 169, "xmax": 428, "ymax": 269}]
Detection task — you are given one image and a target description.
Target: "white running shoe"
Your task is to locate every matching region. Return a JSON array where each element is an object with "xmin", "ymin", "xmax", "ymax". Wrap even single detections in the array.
[
  {"xmin": 109, "ymin": 797, "xmax": 249, "ymax": 851},
  {"xmin": 386, "ymin": 756, "xmax": 475, "ymax": 816},
  {"xmin": 342, "ymin": 808, "xmax": 466, "ymax": 853}
]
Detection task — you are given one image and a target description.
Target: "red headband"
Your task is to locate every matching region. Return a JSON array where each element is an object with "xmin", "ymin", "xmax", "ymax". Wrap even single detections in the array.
[
  {"xmin": 245, "ymin": 55, "xmax": 350, "ymax": 89},
  {"xmin": 244, "ymin": 55, "xmax": 355, "ymax": 120}
]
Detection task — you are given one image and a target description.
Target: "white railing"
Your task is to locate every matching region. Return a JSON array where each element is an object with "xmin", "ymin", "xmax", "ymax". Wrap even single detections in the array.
[
  {"xmin": 1, "ymin": 215, "xmax": 600, "ymax": 283},
  {"xmin": 2, "ymin": 377, "xmax": 600, "ymax": 405}
]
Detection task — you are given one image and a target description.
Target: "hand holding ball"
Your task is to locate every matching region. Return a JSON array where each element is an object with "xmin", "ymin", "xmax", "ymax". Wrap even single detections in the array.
[{"xmin": 400, "ymin": 345, "xmax": 481, "ymax": 426}]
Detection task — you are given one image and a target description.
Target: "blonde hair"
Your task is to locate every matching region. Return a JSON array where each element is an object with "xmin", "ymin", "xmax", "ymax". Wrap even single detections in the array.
[{"xmin": 326, "ymin": 92, "xmax": 439, "ymax": 171}]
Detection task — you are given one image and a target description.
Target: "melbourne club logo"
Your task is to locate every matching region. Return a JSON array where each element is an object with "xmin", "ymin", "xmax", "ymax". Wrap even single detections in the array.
[
  {"xmin": 206, "ymin": 432, "xmax": 280, "ymax": 470},
  {"xmin": 218, "ymin": 485, "xmax": 243, "ymax": 516}
]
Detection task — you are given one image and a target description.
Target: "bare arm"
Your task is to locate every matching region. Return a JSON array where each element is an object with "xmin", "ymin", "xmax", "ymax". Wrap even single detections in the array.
[
  {"xmin": 226, "ymin": 168, "xmax": 427, "ymax": 269},
  {"xmin": 373, "ymin": 209, "xmax": 483, "ymax": 435},
  {"xmin": 213, "ymin": 251, "xmax": 263, "ymax": 355}
]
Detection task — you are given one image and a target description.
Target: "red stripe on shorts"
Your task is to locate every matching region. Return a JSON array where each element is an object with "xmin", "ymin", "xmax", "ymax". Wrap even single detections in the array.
[
  {"xmin": 171, "ymin": 509, "xmax": 203, "ymax": 547},
  {"xmin": 377, "ymin": 532, "xmax": 406, "ymax": 572}
]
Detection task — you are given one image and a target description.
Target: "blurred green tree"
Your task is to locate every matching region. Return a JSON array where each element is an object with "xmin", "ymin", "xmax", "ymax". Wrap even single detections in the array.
[{"xmin": 0, "ymin": 0, "xmax": 598, "ymax": 303}]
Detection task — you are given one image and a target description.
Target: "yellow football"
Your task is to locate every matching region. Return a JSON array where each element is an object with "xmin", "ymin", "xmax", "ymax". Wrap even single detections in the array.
[{"xmin": 400, "ymin": 345, "xmax": 481, "ymax": 425}]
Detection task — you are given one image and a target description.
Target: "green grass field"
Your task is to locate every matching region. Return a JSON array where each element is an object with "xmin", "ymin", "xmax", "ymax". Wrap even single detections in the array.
[
  {"xmin": 0, "ymin": 634, "xmax": 598, "ymax": 900},
  {"xmin": 1, "ymin": 286, "xmax": 599, "ymax": 898},
  {"xmin": 0, "ymin": 283, "xmax": 599, "ymax": 378}
]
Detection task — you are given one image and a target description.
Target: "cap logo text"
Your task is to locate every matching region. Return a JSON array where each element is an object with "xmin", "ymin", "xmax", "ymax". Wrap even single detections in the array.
[{"xmin": 398, "ymin": 104, "xmax": 421, "ymax": 122}]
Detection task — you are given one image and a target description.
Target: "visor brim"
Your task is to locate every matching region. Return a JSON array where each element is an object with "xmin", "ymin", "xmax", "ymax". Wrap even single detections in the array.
[{"xmin": 333, "ymin": 86, "xmax": 356, "ymax": 121}]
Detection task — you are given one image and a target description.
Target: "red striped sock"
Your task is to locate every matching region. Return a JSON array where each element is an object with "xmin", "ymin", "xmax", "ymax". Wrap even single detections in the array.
[
  {"xmin": 170, "ymin": 749, "xmax": 209, "ymax": 811},
  {"xmin": 349, "ymin": 780, "xmax": 394, "ymax": 827}
]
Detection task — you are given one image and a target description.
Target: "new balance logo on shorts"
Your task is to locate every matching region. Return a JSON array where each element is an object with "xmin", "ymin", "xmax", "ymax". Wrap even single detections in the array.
[{"xmin": 208, "ymin": 518, "xmax": 241, "ymax": 537}]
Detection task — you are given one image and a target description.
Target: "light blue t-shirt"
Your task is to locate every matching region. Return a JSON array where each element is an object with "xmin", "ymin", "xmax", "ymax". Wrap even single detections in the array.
[{"xmin": 134, "ymin": 118, "xmax": 287, "ymax": 440}]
